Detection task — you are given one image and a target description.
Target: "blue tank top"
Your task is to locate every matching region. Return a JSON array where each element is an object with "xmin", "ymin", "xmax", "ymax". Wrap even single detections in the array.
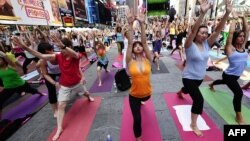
[
  {"xmin": 116, "ymin": 33, "xmax": 123, "ymax": 42},
  {"xmin": 183, "ymin": 40, "xmax": 210, "ymax": 80},
  {"xmin": 104, "ymin": 36, "xmax": 109, "ymax": 42},
  {"xmin": 224, "ymin": 50, "xmax": 248, "ymax": 76}
]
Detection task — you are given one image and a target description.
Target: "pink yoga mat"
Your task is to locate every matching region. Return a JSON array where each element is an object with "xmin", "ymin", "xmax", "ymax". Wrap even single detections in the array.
[
  {"xmin": 243, "ymin": 90, "xmax": 250, "ymax": 98},
  {"xmin": 171, "ymin": 53, "xmax": 183, "ymax": 64},
  {"xmin": 120, "ymin": 97, "xmax": 162, "ymax": 141},
  {"xmin": 114, "ymin": 54, "xmax": 123, "ymax": 62},
  {"xmin": 112, "ymin": 62, "xmax": 122, "ymax": 68},
  {"xmin": 47, "ymin": 97, "xmax": 101, "ymax": 141},
  {"xmin": 164, "ymin": 93, "xmax": 223, "ymax": 141}
]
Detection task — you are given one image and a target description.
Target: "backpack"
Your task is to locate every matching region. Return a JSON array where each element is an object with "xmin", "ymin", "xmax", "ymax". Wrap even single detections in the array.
[{"xmin": 115, "ymin": 68, "xmax": 131, "ymax": 91}]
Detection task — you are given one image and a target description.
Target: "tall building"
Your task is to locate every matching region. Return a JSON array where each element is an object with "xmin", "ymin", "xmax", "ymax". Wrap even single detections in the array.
[{"xmin": 116, "ymin": 5, "xmax": 128, "ymax": 24}]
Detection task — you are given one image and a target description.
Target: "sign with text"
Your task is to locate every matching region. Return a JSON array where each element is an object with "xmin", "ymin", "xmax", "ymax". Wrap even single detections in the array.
[
  {"xmin": 224, "ymin": 125, "xmax": 250, "ymax": 141},
  {"xmin": 0, "ymin": 0, "xmax": 62, "ymax": 26},
  {"xmin": 72, "ymin": 0, "xmax": 87, "ymax": 20},
  {"xmin": 58, "ymin": 0, "xmax": 74, "ymax": 26}
]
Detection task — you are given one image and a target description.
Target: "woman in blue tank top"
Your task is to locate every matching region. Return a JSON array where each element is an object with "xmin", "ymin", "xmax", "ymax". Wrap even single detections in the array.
[
  {"xmin": 116, "ymin": 26, "xmax": 124, "ymax": 55},
  {"xmin": 176, "ymin": 0, "xmax": 232, "ymax": 136},
  {"xmin": 209, "ymin": 11, "xmax": 249, "ymax": 125}
]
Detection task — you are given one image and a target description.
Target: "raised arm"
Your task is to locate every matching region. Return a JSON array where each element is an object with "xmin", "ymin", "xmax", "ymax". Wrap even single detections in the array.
[
  {"xmin": 125, "ymin": 9, "xmax": 135, "ymax": 65},
  {"xmin": 0, "ymin": 51, "xmax": 16, "ymax": 68},
  {"xmin": 53, "ymin": 35, "xmax": 79, "ymax": 59},
  {"xmin": 208, "ymin": 0, "xmax": 232, "ymax": 47},
  {"xmin": 240, "ymin": 13, "xmax": 249, "ymax": 47},
  {"xmin": 35, "ymin": 28, "xmax": 49, "ymax": 43},
  {"xmin": 184, "ymin": 0, "xmax": 212, "ymax": 48},
  {"xmin": 137, "ymin": 10, "xmax": 152, "ymax": 62},
  {"xmin": 224, "ymin": 11, "xmax": 237, "ymax": 56},
  {"xmin": 12, "ymin": 37, "xmax": 55, "ymax": 61}
]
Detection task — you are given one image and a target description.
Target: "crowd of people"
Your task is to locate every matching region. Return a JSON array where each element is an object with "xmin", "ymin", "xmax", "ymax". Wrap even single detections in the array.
[{"xmin": 0, "ymin": 0, "xmax": 250, "ymax": 140}]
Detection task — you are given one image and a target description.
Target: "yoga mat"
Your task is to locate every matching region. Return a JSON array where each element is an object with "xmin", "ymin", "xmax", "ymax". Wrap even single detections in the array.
[
  {"xmin": 89, "ymin": 70, "xmax": 116, "ymax": 93},
  {"xmin": 2, "ymin": 94, "xmax": 31, "ymax": 114},
  {"xmin": 175, "ymin": 64, "xmax": 213, "ymax": 82},
  {"xmin": 21, "ymin": 70, "xmax": 39, "ymax": 81},
  {"xmin": 120, "ymin": 97, "xmax": 162, "ymax": 141},
  {"xmin": 164, "ymin": 93, "xmax": 223, "ymax": 141},
  {"xmin": 80, "ymin": 60, "xmax": 90, "ymax": 71},
  {"xmin": 47, "ymin": 97, "xmax": 101, "ymax": 141},
  {"xmin": 173, "ymin": 105, "xmax": 210, "ymax": 131},
  {"xmin": 170, "ymin": 52, "xmax": 183, "ymax": 64},
  {"xmin": 243, "ymin": 90, "xmax": 250, "ymax": 98},
  {"xmin": 214, "ymin": 62, "xmax": 250, "ymax": 81},
  {"xmin": 2, "ymin": 94, "xmax": 48, "ymax": 120},
  {"xmin": 112, "ymin": 62, "xmax": 123, "ymax": 69},
  {"xmin": 200, "ymin": 87, "xmax": 250, "ymax": 124},
  {"xmin": 152, "ymin": 60, "xmax": 169, "ymax": 74},
  {"xmin": 114, "ymin": 54, "xmax": 123, "ymax": 62}
]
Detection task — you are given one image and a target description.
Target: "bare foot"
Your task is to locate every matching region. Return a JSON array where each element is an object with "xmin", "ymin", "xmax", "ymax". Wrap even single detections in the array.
[
  {"xmin": 235, "ymin": 118, "xmax": 246, "ymax": 125},
  {"xmin": 136, "ymin": 137, "xmax": 142, "ymax": 141},
  {"xmin": 52, "ymin": 128, "xmax": 63, "ymax": 141},
  {"xmin": 209, "ymin": 83, "xmax": 215, "ymax": 92},
  {"xmin": 21, "ymin": 92, "xmax": 26, "ymax": 96},
  {"xmin": 53, "ymin": 110, "xmax": 58, "ymax": 118},
  {"xmin": 39, "ymin": 92, "xmax": 47, "ymax": 96},
  {"xmin": 141, "ymin": 101, "xmax": 145, "ymax": 105},
  {"xmin": 177, "ymin": 91, "xmax": 184, "ymax": 99},
  {"xmin": 190, "ymin": 124, "xmax": 203, "ymax": 137},
  {"xmin": 84, "ymin": 93, "xmax": 95, "ymax": 102},
  {"xmin": 98, "ymin": 82, "xmax": 102, "ymax": 86}
]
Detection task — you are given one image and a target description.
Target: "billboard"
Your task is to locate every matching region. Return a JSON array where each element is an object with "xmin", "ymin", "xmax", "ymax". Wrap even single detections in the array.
[
  {"xmin": 0, "ymin": 0, "xmax": 62, "ymax": 26},
  {"xmin": 72, "ymin": 0, "xmax": 87, "ymax": 20},
  {"xmin": 57, "ymin": 0, "xmax": 74, "ymax": 26}
]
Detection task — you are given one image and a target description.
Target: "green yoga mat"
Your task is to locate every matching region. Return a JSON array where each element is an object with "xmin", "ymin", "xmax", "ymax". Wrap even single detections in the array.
[{"xmin": 200, "ymin": 87, "xmax": 250, "ymax": 124}]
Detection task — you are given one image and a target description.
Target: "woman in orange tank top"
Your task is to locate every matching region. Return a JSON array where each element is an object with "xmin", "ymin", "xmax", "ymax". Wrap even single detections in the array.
[{"xmin": 126, "ymin": 9, "xmax": 152, "ymax": 141}]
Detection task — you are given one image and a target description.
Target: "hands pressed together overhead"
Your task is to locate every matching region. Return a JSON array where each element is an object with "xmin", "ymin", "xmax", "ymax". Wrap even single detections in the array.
[{"xmin": 126, "ymin": 8, "xmax": 146, "ymax": 25}]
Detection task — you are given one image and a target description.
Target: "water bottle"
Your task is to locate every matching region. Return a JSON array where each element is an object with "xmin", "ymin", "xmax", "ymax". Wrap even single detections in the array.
[
  {"xmin": 107, "ymin": 134, "xmax": 112, "ymax": 141},
  {"xmin": 113, "ymin": 82, "xmax": 117, "ymax": 93}
]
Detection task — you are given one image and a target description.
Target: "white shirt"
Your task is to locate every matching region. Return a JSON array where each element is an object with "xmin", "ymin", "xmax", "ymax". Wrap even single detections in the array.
[
  {"xmin": 72, "ymin": 38, "xmax": 79, "ymax": 47},
  {"xmin": 224, "ymin": 24, "xmax": 230, "ymax": 32}
]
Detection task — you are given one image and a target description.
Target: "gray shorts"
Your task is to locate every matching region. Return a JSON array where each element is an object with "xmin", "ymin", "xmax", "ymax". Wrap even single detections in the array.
[{"xmin": 58, "ymin": 82, "xmax": 88, "ymax": 102}]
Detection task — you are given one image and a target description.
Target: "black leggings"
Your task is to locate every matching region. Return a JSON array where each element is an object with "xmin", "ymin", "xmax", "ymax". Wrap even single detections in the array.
[
  {"xmin": 129, "ymin": 94, "xmax": 150, "ymax": 138},
  {"xmin": 181, "ymin": 78, "xmax": 203, "ymax": 114},
  {"xmin": 44, "ymin": 74, "xmax": 60, "ymax": 104},
  {"xmin": 0, "ymin": 82, "xmax": 39, "ymax": 111},
  {"xmin": 211, "ymin": 72, "xmax": 242, "ymax": 112},
  {"xmin": 22, "ymin": 57, "xmax": 39, "ymax": 74},
  {"xmin": 117, "ymin": 41, "xmax": 124, "ymax": 54}
]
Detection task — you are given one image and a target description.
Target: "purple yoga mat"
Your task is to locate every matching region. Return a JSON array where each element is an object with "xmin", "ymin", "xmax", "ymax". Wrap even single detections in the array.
[
  {"xmin": 164, "ymin": 93, "xmax": 223, "ymax": 141},
  {"xmin": 243, "ymin": 90, "xmax": 250, "ymax": 98},
  {"xmin": 89, "ymin": 70, "xmax": 116, "ymax": 93},
  {"xmin": 120, "ymin": 97, "xmax": 163, "ymax": 141},
  {"xmin": 2, "ymin": 94, "xmax": 48, "ymax": 120}
]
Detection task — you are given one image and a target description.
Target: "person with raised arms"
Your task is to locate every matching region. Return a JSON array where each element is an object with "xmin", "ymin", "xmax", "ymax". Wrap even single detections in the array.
[
  {"xmin": 12, "ymin": 35, "xmax": 94, "ymax": 141},
  {"xmin": 176, "ymin": 0, "xmax": 232, "ymax": 136}
]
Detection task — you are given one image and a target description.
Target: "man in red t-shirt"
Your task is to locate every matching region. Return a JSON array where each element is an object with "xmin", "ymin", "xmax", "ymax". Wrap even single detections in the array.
[{"xmin": 13, "ymin": 36, "xmax": 94, "ymax": 141}]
